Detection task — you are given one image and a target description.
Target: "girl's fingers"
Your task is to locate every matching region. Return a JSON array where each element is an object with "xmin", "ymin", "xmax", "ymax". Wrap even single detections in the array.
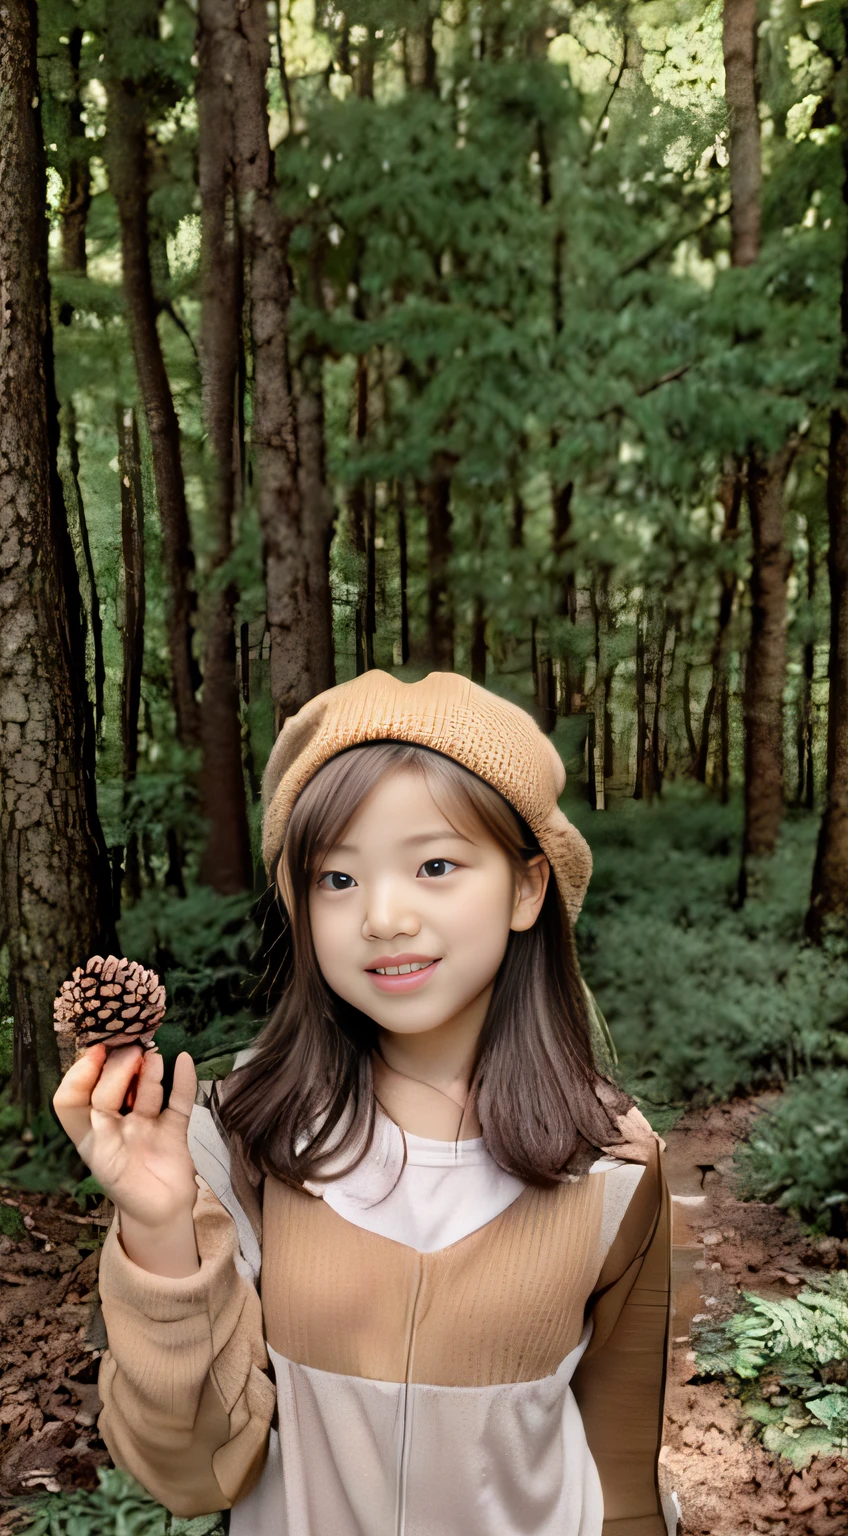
[
  {"xmin": 78, "ymin": 1103, "xmax": 124, "ymax": 1170},
  {"xmin": 131, "ymin": 1048, "xmax": 165, "ymax": 1118},
  {"xmin": 52, "ymin": 1042, "xmax": 108, "ymax": 1149},
  {"xmin": 90, "ymin": 1044, "xmax": 144, "ymax": 1114},
  {"xmin": 164, "ymin": 1052, "xmax": 197, "ymax": 1121}
]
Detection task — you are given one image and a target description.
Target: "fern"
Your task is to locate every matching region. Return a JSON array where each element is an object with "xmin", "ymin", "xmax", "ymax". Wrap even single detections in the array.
[
  {"xmin": 692, "ymin": 1271, "xmax": 848, "ymax": 1468},
  {"xmin": 14, "ymin": 1465, "xmax": 226, "ymax": 1535}
]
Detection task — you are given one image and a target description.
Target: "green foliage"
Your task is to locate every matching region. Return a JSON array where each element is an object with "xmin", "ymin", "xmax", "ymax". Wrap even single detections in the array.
[
  {"xmin": 692, "ymin": 1271, "xmax": 848, "ymax": 1468},
  {"xmin": 733, "ymin": 1068, "xmax": 848, "ymax": 1238},
  {"xmin": 13, "ymin": 1464, "xmax": 225, "ymax": 1535},
  {"xmin": 116, "ymin": 883, "xmax": 263, "ymax": 1041},
  {"xmin": 576, "ymin": 787, "xmax": 848, "ymax": 1107}
]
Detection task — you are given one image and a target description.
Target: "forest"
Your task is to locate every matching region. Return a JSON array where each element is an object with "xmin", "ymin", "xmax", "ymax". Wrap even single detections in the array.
[{"xmin": 1, "ymin": 0, "xmax": 848, "ymax": 1531}]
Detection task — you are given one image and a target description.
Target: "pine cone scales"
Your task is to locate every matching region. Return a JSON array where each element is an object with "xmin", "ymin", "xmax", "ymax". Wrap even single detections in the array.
[{"xmin": 54, "ymin": 955, "xmax": 167, "ymax": 1073}]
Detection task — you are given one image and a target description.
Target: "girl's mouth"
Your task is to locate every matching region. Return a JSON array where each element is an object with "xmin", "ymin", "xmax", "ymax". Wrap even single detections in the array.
[{"xmin": 367, "ymin": 959, "xmax": 441, "ymax": 993}]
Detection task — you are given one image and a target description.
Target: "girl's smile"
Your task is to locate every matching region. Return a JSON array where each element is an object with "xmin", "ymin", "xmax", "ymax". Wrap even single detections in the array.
[{"xmin": 367, "ymin": 958, "xmax": 442, "ymax": 992}]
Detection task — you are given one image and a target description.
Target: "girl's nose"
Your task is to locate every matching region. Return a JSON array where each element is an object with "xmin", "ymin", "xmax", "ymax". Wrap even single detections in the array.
[{"xmin": 361, "ymin": 880, "xmax": 420, "ymax": 939}]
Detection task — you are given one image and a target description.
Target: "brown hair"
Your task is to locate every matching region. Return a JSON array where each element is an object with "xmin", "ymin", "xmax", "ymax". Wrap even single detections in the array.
[{"xmin": 218, "ymin": 741, "xmax": 635, "ymax": 1192}]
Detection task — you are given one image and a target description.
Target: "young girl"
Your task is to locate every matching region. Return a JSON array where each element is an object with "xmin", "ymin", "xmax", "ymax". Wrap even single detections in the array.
[{"xmin": 54, "ymin": 670, "xmax": 676, "ymax": 1536}]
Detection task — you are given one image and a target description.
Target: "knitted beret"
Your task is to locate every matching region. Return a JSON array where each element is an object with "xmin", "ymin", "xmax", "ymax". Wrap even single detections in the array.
[{"xmin": 261, "ymin": 670, "xmax": 593, "ymax": 925}]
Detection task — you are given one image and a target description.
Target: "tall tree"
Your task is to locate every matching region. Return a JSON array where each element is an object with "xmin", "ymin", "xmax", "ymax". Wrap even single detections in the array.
[
  {"xmin": 104, "ymin": 0, "xmax": 202, "ymax": 753},
  {"xmin": 195, "ymin": 0, "xmax": 254, "ymax": 894},
  {"xmin": 0, "ymin": 0, "xmax": 116, "ymax": 1114},
  {"xmin": 807, "ymin": 17, "xmax": 848, "ymax": 941},
  {"xmin": 724, "ymin": 0, "xmax": 795, "ymax": 899},
  {"xmin": 116, "ymin": 406, "xmax": 146, "ymax": 906},
  {"xmin": 230, "ymin": 0, "xmax": 326, "ymax": 735}
]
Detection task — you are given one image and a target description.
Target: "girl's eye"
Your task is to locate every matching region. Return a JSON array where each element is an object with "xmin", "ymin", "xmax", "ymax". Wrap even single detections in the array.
[
  {"xmin": 419, "ymin": 859, "xmax": 457, "ymax": 878},
  {"xmin": 316, "ymin": 860, "xmax": 457, "ymax": 890},
  {"xmin": 317, "ymin": 871, "xmax": 356, "ymax": 891}
]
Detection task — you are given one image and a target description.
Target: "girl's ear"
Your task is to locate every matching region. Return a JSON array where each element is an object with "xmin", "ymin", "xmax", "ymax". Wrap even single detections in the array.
[{"xmin": 510, "ymin": 853, "xmax": 550, "ymax": 932}]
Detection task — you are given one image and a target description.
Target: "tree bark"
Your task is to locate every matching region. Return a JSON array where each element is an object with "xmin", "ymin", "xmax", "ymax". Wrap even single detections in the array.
[
  {"xmin": 297, "ymin": 345, "xmax": 337, "ymax": 694},
  {"xmin": 724, "ymin": 0, "xmax": 795, "ymax": 897},
  {"xmin": 739, "ymin": 446, "xmax": 794, "ymax": 879},
  {"xmin": 397, "ymin": 479, "xmax": 410, "ymax": 666},
  {"xmin": 633, "ymin": 604, "xmax": 649, "ymax": 801},
  {"xmin": 796, "ymin": 533, "xmax": 816, "ymax": 811},
  {"xmin": 696, "ymin": 458, "xmax": 742, "ymax": 781},
  {"xmin": 807, "ymin": 60, "xmax": 848, "ymax": 939},
  {"xmin": 723, "ymin": 0, "xmax": 761, "ymax": 267},
  {"xmin": 420, "ymin": 472, "xmax": 455, "ymax": 669},
  {"xmin": 59, "ymin": 26, "xmax": 91, "ymax": 279},
  {"xmin": 196, "ymin": 0, "xmax": 254, "ymax": 894},
  {"xmin": 0, "ymin": 0, "xmax": 117, "ymax": 1114},
  {"xmin": 227, "ymin": 0, "xmax": 315, "ymax": 738},
  {"xmin": 117, "ymin": 406, "xmax": 146, "ymax": 905},
  {"xmin": 105, "ymin": 0, "xmax": 202, "ymax": 752}
]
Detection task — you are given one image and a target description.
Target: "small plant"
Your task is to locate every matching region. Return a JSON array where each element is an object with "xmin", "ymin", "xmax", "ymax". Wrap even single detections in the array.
[
  {"xmin": 732, "ymin": 1067, "xmax": 848, "ymax": 1238},
  {"xmin": 13, "ymin": 1464, "xmax": 226, "ymax": 1534},
  {"xmin": 692, "ymin": 1270, "xmax": 848, "ymax": 1469}
]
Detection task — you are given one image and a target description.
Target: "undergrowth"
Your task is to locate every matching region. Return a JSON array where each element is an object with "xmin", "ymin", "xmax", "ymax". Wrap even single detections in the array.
[
  {"xmin": 574, "ymin": 787, "xmax": 848, "ymax": 1109},
  {"xmin": 691, "ymin": 1270, "xmax": 848, "ymax": 1469},
  {"xmin": 732, "ymin": 1067, "xmax": 848, "ymax": 1238},
  {"xmin": 9, "ymin": 1465, "xmax": 225, "ymax": 1534}
]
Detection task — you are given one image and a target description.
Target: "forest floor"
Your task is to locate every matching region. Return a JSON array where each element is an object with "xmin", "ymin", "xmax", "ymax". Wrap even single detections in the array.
[
  {"xmin": 661, "ymin": 1092, "xmax": 848, "ymax": 1535},
  {"xmin": 0, "ymin": 1097, "xmax": 847, "ymax": 1533}
]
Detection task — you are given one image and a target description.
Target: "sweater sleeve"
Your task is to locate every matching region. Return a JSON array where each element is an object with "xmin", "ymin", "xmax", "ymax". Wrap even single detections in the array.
[
  {"xmin": 571, "ymin": 1133, "xmax": 674, "ymax": 1536},
  {"xmin": 96, "ymin": 1175, "xmax": 277, "ymax": 1518}
]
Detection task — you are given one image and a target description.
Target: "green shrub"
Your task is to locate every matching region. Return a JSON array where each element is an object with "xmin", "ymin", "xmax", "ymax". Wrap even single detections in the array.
[
  {"xmin": 13, "ymin": 1464, "xmax": 225, "ymax": 1534},
  {"xmin": 692, "ymin": 1270, "xmax": 848, "ymax": 1469},
  {"xmin": 732, "ymin": 1067, "xmax": 848, "ymax": 1238},
  {"xmin": 574, "ymin": 789, "xmax": 848, "ymax": 1107}
]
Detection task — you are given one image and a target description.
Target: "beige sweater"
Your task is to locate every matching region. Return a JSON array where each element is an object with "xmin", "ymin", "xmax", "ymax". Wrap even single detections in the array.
[{"xmin": 96, "ymin": 1081, "xmax": 674, "ymax": 1535}]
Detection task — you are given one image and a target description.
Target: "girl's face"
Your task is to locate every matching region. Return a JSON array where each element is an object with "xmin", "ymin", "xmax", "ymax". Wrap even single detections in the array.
[{"xmin": 301, "ymin": 766, "xmax": 549, "ymax": 1050}]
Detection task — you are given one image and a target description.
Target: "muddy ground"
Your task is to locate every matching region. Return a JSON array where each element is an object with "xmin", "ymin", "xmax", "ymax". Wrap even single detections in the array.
[{"xmin": 0, "ymin": 1093, "xmax": 846, "ymax": 1533}]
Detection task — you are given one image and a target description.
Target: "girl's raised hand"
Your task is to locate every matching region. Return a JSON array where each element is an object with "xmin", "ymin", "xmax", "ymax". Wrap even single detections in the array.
[{"xmin": 52, "ymin": 1043, "xmax": 200, "ymax": 1232}]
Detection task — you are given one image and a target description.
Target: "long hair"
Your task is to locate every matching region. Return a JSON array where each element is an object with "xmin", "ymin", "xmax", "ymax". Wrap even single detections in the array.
[{"xmin": 218, "ymin": 740, "xmax": 636, "ymax": 1192}]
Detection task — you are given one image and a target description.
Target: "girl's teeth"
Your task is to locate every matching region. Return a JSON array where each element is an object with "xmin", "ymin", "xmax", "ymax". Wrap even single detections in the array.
[{"xmin": 375, "ymin": 961, "xmax": 432, "ymax": 976}]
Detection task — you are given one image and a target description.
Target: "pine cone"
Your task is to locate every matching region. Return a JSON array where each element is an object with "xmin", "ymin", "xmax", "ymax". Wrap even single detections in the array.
[{"xmin": 54, "ymin": 955, "xmax": 167, "ymax": 1074}]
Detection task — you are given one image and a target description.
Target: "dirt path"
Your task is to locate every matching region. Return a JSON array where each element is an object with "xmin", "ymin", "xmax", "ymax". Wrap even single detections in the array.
[{"xmin": 660, "ymin": 1093, "xmax": 848, "ymax": 1535}]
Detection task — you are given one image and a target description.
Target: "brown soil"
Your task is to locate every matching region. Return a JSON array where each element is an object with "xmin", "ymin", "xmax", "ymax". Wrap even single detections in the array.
[
  {"xmin": 0, "ymin": 1185, "xmax": 111, "ymax": 1528},
  {"xmin": 660, "ymin": 1092, "xmax": 848, "ymax": 1535}
]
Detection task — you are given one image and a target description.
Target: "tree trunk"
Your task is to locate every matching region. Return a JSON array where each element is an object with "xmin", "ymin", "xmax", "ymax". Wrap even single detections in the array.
[
  {"xmin": 696, "ymin": 457, "xmax": 743, "ymax": 780},
  {"xmin": 796, "ymin": 532, "xmax": 816, "ymax": 811},
  {"xmin": 397, "ymin": 480, "xmax": 410, "ymax": 666},
  {"xmin": 682, "ymin": 661, "xmax": 698, "ymax": 769},
  {"xmin": 590, "ymin": 570, "xmax": 616, "ymax": 782},
  {"xmin": 227, "ymin": 0, "xmax": 313, "ymax": 738},
  {"xmin": 724, "ymin": 0, "xmax": 795, "ymax": 898},
  {"xmin": 117, "ymin": 406, "xmax": 146, "ymax": 905},
  {"xmin": 420, "ymin": 472, "xmax": 454, "ymax": 669},
  {"xmin": 62, "ymin": 397, "xmax": 106, "ymax": 741},
  {"xmin": 59, "ymin": 26, "xmax": 91, "ymax": 280},
  {"xmin": 723, "ymin": 0, "xmax": 761, "ymax": 268},
  {"xmin": 739, "ymin": 446, "xmax": 794, "ymax": 884},
  {"xmin": 0, "ymin": 0, "xmax": 117, "ymax": 1114},
  {"xmin": 196, "ymin": 0, "xmax": 254, "ymax": 895},
  {"xmin": 807, "ymin": 63, "xmax": 848, "ymax": 939},
  {"xmin": 57, "ymin": 45, "xmax": 104, "ymax": 746},
  {"xmin": 650, "ymin": 612, "xmax": 669, "ymax": 796},
  {"xmin": 105, "ymin": 1, "xmax": 201, "ymax": 752},
  {"xmin": 634, "ymin": 605, "xmax": 649, "ymax": 801},
  {"xmin": 297, "ymin": 345, "xmax": 337, "ymax": 695}
]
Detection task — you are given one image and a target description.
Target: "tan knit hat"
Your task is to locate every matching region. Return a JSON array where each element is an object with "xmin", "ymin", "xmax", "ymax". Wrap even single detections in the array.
[{"xmin": 261, "ymin": 670, "xmax": 592, "ymax": 925}]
